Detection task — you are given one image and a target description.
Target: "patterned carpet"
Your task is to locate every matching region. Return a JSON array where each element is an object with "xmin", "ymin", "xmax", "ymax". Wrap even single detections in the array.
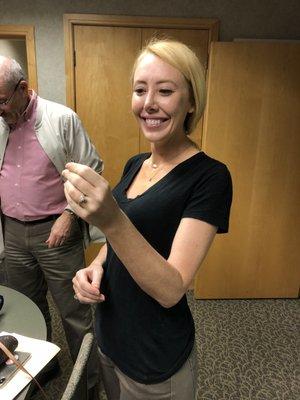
[{"xmin": 28, "ymin": 291, "xmax": 299, "ymax": 400}]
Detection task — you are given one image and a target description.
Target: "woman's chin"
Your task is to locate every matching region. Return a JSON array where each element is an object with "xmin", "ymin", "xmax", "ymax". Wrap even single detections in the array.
[
  {"xmin": 140, "ymin": 123, "xmax": 172, "ymax": 143},
  {"xmin": 142, "ymin": 132, "xmax": 167, "ymax": 144}
]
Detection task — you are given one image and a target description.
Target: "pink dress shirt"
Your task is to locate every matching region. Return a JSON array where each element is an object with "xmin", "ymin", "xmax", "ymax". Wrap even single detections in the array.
[{"xmin": 0, "ymin": 91, "xmax": 67, "ymax": 221}]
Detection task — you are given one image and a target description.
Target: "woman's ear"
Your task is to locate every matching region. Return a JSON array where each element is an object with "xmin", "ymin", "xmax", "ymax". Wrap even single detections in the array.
[{"xmin": 188, "ymin": 97, "xmax": 195, "ymax": 114}]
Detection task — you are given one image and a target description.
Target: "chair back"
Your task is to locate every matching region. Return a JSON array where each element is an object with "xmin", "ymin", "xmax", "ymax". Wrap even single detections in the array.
[{"xmin": 61, "ymin": 332, "xmax": 94, "ymax": 400}]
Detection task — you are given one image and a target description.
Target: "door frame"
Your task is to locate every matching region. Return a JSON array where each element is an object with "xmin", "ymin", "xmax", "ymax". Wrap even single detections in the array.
[
  {"xmin": 64, "ymin": 14, "xmax": 219, "ymax": 110},
  {"xmin": 0, "ymin": 25, "xmax": 38, "ymax": 91}
]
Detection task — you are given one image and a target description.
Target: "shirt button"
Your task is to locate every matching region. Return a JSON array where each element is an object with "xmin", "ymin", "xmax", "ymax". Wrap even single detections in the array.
[
  {"xmin": 18, "ymin": 146, "xmax": 22, "ymax": 149},
  {"xmin": 16, "ymin": 203, "xmax": 20, "ymax": 206},
  {"xmin": 14, "ymin": 183, "xmax": 19, "ymax": 186},
  {"xmin": 17, "ymin": 164, "xmax": 21, "ymax": 168}
]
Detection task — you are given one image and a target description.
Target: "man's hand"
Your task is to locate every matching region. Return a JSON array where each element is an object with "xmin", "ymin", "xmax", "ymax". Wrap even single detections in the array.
[{"xmin": 45, "ymin": 211, "xmax": 74, "ymax": 248}]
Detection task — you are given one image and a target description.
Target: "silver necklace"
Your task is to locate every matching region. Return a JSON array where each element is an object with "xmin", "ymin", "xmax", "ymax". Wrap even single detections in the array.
[
  {"xmin": 147, "ymin": 143, "xmax": 198, "ymax": 182},
  {"xmin": 147, "ymin": 157, "xmax": 169, "ymax": 182}
]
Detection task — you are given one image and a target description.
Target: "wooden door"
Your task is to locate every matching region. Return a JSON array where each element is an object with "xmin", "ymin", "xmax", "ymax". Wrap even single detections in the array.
[
  {"xmin": 195, "ymin": 42, "xmax": 300, "ymax": 298},
  {"xmin": 68, "ymin": 15, "xmax": 218, "ymax": 185},
  {"xmin": 74, "ymin": 25, "xmax": 210, "ymax": 168},
  {"xmin": 65, "ymin": 15, "xmax": 218, "ymax": 265}
]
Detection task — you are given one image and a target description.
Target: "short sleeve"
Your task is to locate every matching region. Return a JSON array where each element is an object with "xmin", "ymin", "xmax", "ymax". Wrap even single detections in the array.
[{"xmin": 182, "ymin": 164, "xmax": 232, "ymax": 233}]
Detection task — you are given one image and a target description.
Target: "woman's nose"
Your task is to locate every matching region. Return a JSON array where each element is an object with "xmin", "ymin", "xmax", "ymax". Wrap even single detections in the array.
[{"xmin": 144, "ymin": 92, "xmax": 158, "ymax": 112}]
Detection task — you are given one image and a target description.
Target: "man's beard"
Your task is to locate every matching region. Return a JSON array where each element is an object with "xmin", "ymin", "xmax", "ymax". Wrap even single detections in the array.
[{"xmin": 1, "ymin": 110, "xmax": 21, "ymax": 126}]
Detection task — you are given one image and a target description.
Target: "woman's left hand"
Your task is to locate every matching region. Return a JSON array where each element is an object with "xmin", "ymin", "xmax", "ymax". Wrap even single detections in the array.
[{"xmin": 62, "ymin": 162, "xmax": 119, "ymax": 229}]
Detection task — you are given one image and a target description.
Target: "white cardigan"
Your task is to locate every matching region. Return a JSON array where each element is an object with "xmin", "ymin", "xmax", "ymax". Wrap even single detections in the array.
[{"xmin": 0, "ymin": 95, "xmax": 105, "ymax": 258}]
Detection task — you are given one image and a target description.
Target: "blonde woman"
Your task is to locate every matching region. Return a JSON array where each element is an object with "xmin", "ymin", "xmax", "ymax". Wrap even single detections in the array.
[{"xmin": 63, "ymin": 39, "xmax": 232, "ymax": 400}]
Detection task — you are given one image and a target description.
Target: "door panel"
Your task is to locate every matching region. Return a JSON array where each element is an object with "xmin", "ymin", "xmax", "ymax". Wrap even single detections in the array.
[
  {"xmin": 195, "ymin": 42, "xmax": 300, "ymax": 298},
  {"xmin": 74, "ymin": 25, "xmax": 141, "ymax": 187}
]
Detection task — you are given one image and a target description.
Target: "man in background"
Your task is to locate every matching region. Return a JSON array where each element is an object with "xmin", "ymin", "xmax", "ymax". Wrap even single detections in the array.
[{"xmin": 0, "ymin": 55, "xmax": 102, "ymax": 399}]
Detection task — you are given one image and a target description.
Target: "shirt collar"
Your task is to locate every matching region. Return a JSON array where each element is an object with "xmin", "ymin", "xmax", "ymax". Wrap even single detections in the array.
[{"xmin": 23, "ymin": 89, "xmax": 37, "ymax": 120}]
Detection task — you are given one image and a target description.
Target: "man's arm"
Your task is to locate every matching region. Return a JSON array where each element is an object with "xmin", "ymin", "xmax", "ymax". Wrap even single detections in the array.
[{"xmin": 65, "ymin": 113, "xmax": 103, "ymax": 173}]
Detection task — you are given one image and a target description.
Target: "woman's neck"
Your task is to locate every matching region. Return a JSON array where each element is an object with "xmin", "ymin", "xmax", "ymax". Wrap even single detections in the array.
[{"xmin": 149, "ymin": 137, "xmax": 199, "ymax": 167}]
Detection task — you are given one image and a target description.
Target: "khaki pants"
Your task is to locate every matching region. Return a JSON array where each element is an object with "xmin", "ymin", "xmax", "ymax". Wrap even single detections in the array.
[
  {"xmin": 98, "ymin": 345, "xmax": 198, "ymax": 400},
  {"xmin": 3, "ymin": 215, "xmax": 99, "ymax": 388}
]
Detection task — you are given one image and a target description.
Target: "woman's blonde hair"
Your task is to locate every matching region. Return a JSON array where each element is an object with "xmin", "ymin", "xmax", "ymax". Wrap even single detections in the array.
[{"xmin": 132, "ymin": 38, "xmax": 206, "ymax": 134}]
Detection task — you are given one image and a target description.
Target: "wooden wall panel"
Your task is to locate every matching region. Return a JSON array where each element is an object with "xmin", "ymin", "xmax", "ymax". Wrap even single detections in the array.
[{"xmin": 195, "ymin": 42, "xmax": 300, "ymax": 298}]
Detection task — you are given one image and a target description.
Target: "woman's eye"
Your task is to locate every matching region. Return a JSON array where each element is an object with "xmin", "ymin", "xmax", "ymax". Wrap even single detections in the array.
[
  {"xmin": 134, "ymin": 88, "xmax": 145, "ymax": 96},
  {"xmin": 159, "ymin": 89, "xmax": 173, "ymax": 96}
]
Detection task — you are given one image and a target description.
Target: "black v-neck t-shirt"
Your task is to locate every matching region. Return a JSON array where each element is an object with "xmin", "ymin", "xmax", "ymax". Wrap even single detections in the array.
[{"xmin": 95, "ymin": 152, "xmax": 232, "ymax": 384}]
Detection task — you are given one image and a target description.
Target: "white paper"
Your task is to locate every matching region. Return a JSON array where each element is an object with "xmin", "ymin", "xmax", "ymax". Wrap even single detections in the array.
[{"xmin": 0, "ymin": 331, "xmax": 60, "ymax": 400}]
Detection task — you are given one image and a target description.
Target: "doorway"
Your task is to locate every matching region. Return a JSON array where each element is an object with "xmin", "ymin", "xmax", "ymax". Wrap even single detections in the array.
[{"xmin": 0, "ymin": 25, "xmax": 37, "ymax": 90}]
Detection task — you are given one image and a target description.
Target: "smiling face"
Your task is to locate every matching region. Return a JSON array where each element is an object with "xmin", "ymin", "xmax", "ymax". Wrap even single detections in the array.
[{"xmin": 132, "ymin": 53, "xmax": 194, "ymax": 145}]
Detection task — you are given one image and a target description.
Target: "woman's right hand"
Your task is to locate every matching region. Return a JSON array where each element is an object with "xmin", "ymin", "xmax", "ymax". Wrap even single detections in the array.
[{"xmin": 72, "ymin": 259, "xmax": 105, "ymax": 304}]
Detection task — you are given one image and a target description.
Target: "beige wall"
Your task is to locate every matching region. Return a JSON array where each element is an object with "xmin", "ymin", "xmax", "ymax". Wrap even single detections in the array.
[{"xmin": 0, "ymin": 0, "xmax": 299, "ymax": 104}]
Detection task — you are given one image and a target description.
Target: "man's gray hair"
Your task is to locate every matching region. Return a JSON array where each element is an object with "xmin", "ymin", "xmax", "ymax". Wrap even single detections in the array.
[{"xmin": 0, "ymin": 55, "xmax": 25, "ymax": 88}]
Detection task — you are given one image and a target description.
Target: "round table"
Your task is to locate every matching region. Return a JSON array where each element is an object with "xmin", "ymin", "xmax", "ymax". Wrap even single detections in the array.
[
  {"xmin": 0, "ymin": 285, "xmax": 47, "ymax": 399},
  {"xmin": 0, "ymin": 285, "xmax": 46, "ymax": 339}
]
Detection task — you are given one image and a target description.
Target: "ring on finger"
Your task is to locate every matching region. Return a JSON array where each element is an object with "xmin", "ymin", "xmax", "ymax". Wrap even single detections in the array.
[{"xmin": 78, "ymin": 194, "xmax": 87, "ymax": 206}]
